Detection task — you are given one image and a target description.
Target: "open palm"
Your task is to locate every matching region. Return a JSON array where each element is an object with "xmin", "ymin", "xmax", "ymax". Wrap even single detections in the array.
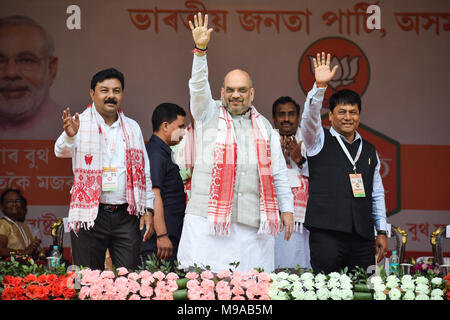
[
  {"xmin": 313, "ymin": 52, "xmax": 339, "ymax": 87},
  {"xmin": 189, "ymin": 12, "xmax": 213, "ymax": 49}
]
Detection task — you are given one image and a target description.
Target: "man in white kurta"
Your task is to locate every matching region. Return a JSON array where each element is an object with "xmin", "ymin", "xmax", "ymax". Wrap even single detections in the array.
[
  {"xmin": 177, "ymin": 13, "xmax": 294, "ymax": 273},
  {"xmin": 272, "ymin": 96, "xmax": 311, "ymax": 270}
]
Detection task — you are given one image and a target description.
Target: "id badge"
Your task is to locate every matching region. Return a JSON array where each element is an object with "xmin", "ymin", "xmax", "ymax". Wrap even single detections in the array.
[
  {"xmin": 349, "ymin": 173, "xmax": 366, "ymax": 198},
  {"xmin": 102, "ymin": 167, "xmax": 118, "ymax": 191}
]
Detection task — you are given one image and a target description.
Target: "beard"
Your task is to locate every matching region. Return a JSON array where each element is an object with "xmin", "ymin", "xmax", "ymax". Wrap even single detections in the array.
[{"xmin": 0, "ymin": 75, "xmax": 50, "ymax": 124}]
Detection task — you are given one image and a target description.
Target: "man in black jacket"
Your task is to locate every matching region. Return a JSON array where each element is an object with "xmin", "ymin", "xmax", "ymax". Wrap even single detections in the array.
[{"xmin": 300, "ymin": 52, "xmax": 388, "ymax": 274}]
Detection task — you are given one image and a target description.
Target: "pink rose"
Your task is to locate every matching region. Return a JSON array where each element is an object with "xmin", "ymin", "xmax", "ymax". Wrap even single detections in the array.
[
  {"xmin": 188, "ymin": 286, "xmax": 203, "ymax": 300},
  {"xmin": 217, "ymin": 270, "xmax": 231, "ymax": 279},
  {"xmin": 232, "ymin": 295, "xmax": 245, "ymax": 300},
  {"xmin": 152, "ymin": 271, "xmax": 165, "ymax": 281},
  {"xmin": 185, "ymin": 272, "xmax": 199, "ymax": 280},
  {"xmin": 100, "ymin": 270, "xmax": 115, "ymax": 279},
  {"xmin": 201, "ymin": 279, "xmax": 215, "ymax": 290},
  {"xmin": 78, "ymin": 286, "xmax": 90, "ymax": 300},
  {"xmin": 167, "ymin": 280, "xmax": 179, "ymax": 292},
  {"xmin": 138, "ymin": 270, "xmax": 153, "ymax": 281},
  {"xmin": 127, "ymin": 280, "xmax": 140, "ymax": 293},
  {"xmin": 201, "ymin": 270, "xmax": 214, "ymax": 280},
  {"xmin": 114, "ymin": 276, "xmax": 128, "ymax": 287},
  {"xmin": 216, "ymin": 280, "xmax": 230, "ymax": 290},
  {"xmin": 230, "ymin": 276, "xmax": 243, "ymax": 287},
  {"xmin": 128, "ymin": 272, "xmax": 140, "ymax": 282},
  {"xmin": 89, "ymin": 285, "xmax": 103, "ymax": 300},
  {"xmin": 140, "ymin": 285, "xmax": 154, "ymax": 298},
  {"xmin": 232, "ymin": 270, "xmax": 243, "ymax": 277},
  {"xmin": 186, "ymin": 279, "xmax": 200, "ymax": 289},
  {"xmin": 165, "ymin": 292, "xmax": 174, "ymax": 300},
  {"xmin": 117, "ymin": 267, "xmax": 129, "ymax": 276},
  {"xmin": 232, "ymin": 285, "xmax": 245, "ymax": 296},
  {"xmin": 165, "ymin": 272, "xmax": 179, "ymax": 281},
  {"xmin": 242, "ymin": 278, "xmax": 257, "ymax": 289},
  {"xmin": 141, "ymin": 278, "xmax": 154, "ymax": 287},
  {"xmin": 129, "ymin": 294, "xmax": 141, "ymax": 300},
  {"xmin": 218, "ymin": 291, "xmax": 232, "ymax": 300},
  {"xmin": 245, "ymin": 269, "xmax": 259, "ymax": 278},
  {"xmin": 258, "ymin": 272, "xmax": 270, "ymax": 282}
]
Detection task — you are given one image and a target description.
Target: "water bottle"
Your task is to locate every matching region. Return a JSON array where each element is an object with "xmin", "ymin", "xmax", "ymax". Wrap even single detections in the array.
[
  {"xmin": 389, "ymin": 250, "xmax": 399, "ymax": 273},
  {"xmin": 48, "ymin": 245, "xmax": 60, "ymax": 270}
]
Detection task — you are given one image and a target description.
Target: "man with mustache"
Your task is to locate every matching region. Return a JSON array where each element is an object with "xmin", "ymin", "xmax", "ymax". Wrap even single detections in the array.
[
  {"xmin": 54, "ymin": 68, "xmax": 156, "ymax": 270},
  {"xmin": 177, "ymin": 13, "xmax": 294, "ymax": 273},
  {"xmin": 0, "ymin": 15, "xmax": 60, "ymax": 139},
  {"xmin": 272, "ymin": 96, "xmax": 311, "ymax": 270},
  {"xmin": 301, "ymin": 52, "xmax": 388, "ymax": 274}
]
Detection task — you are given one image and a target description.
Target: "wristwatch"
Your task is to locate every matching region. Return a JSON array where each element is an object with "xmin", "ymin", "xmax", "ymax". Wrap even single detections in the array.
[{"xmin": 377, "ymin": 230, "xmax": 388, "ymax": 236}]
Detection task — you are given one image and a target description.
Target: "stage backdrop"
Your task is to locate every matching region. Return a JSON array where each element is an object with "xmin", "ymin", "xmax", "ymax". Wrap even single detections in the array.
[{"xmin": 0, "ymin": 0, "xmax": 449, "ymax": 259}]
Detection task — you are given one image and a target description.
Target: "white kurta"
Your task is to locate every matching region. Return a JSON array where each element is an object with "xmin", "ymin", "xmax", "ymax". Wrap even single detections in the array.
[{"xmin": 274, "ymin": 128, "xmax": 311, "ymax": 270}]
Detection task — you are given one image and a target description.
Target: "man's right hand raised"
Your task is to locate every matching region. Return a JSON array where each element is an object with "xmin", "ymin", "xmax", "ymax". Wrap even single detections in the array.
[
  {"xmin": 313, "ymin": 52, "xmax": 339, "ymax": 88},
  {"xmin": 62, "ymin": 107, "xmax": 80, "ymax": 137},
  {"xmin": 189, "ymin": 12, "xmax": 213, "ymax": 51}
]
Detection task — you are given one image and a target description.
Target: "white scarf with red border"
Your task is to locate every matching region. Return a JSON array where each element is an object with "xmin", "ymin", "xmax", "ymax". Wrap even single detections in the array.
[
  {"xmin": 208, "ymin": 105, "xmax": 280, "ymax": 236},
  {"xmin": 68, "ymin": 104, "xmax": 146, "ymax": 231}
]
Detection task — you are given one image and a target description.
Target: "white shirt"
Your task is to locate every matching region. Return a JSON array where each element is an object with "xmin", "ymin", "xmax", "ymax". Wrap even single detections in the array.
[
  {"xmin": 189, "ymin": 54, "xmax": 294, "ymax": 214},
  {"xmin": 54, "ymin": 107, "xmax": 154, "ymax": 208},
  {"xmin": 300, "ymin": 83, "xmax": 387, "ymax": 231}
]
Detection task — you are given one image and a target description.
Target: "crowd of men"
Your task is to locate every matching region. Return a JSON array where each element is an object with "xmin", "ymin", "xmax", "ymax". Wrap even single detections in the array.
[{"xmin": 1, "ymin": 13, "xmax": 388, "ymax": 274}]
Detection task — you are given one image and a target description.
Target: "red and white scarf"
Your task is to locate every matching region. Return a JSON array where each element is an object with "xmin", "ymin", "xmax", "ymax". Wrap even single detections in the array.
[
  {"xmin": 207, "ymin": 106, "xmax": 280, "ymax": 236},
  {"xmin": 182, "ymin": 123, "xmax": 196, "ymax": 203},
  {"xmin": 292, "ymin": 175, "xmax": 309, "ymax": 232},
  {"xmin": 68, "ymin": 104, "xmax": 146, "ymax": 231}
]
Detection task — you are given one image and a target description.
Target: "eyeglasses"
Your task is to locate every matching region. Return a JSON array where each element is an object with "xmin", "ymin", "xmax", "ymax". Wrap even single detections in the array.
[{"xmin": 0, "ymin": 55, "xmax": 47, "ymax": 72}]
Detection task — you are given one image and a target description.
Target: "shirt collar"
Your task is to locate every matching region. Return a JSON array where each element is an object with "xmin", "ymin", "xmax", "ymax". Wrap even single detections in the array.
[
  {"xmin": 329, "ymin": 126, "xmax": 361, "ymax": 144},
  {"xmin": 150, "ymin": 134, "xmax": 172, "ymax": 156}
]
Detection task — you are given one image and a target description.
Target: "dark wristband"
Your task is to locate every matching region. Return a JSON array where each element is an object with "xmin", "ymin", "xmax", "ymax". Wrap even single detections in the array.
[
  {"xmin": 377, "ymin": 230, "xmax": 388, "ymax": 236},
  {"xmin": 156, "ymin": 233, "xmax": 168, "ymax": 239}
]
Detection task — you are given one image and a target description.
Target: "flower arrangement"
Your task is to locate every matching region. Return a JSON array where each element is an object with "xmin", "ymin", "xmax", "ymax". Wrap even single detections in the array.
[
  {"xmin": 77, "ymin": 268, "xmax": 182, "ymax": 300},
  {"xmin": 184, "ymin": 269, "xmax": 271, "ymax": 300},
  {"xmin": 269, "ymin": 270, "xmax": 354, "ymax": 300},
  {"xmin": 1, "ymin": 273, "xmax": 77, "ymax": 300},
  {"xmin": 369, "ymin": 274, "xmax": 447, "ymax": 300}
]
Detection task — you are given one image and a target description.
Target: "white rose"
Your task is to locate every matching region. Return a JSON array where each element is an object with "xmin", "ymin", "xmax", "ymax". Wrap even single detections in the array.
[
  {"xmin": 430, "ymin": 296, "xmax": 443, "ymax": 300},
  {"xmin": 415, "ymin": 276, "xmax": 429, "ymax": 285},
  {"xmin": 330, "ymin": 288, "xmax": 342, "ymax": 300},
  {"xmin": 304, "ymin": 290, "xmax": 317, "ymax": 300},
  {"xmin": 386, "ymin": 279, "xmax": 399, "ymax": 289},
  {"xmin": 401, "ymin": 275, "xmax": 413, "ymax": 283},
  {"xmin": 315, "ymin": 274, "xmax": 327, "ymax": 282},
  {"xmin": 402, "ymin": 290, "xmax": 415, "ymax": 300},
  {"xmin": 415, "ymin": 293, "xmax": 430, "ymax": 300},
  {"xmin": 316, "ymin": 288, "xmax": 329, "ymax": 300},
  {"xmin": 270, "ymin": 273, "xmax": 278, "ymax": 282},
  {"xmin": 430, "ymin": 288, "xmax": 443, "ymax": 298},
  {"xmin": 370, "ymin": 276, "xmax": 383, "ymax": 285},
  {"xmin": 327, "ymin": 278, "xmax": 340, "ymax": 289},
  {"xmin": 288, "ymin": 274, "xmax": 300, "ymax": 282},
  {"xmin": 268, "ymin": 287, "xmax": 281, "ymax": 299},
  {"xmin": 341, "ymin": 289, "xmax": 353, "ymax": 300},
  {"xmin": 400, "ymin": 281, "xmax": 415, "ymax": 292},
  {"xmin": 415, "ymin": 283, "xmax": 430, "ymax": 295},
  {"xmin": 374, "ymin": 291, "xmax": 387, "ymax": 300},
  {"xmin": 431, "ymin": 277, "xmax": 443, "ymax": 286},
  {"xmin": 387, "ymin": 275, "xmax": 399, "ymax": 282},
  {"xmin": 292, "ymin": 281, "xmax": 304, "ymax": 291},
  {"xmin": 277, "ymin": 272, "xmax": 289, "ymax": 280},
  {"xmin": 300, "ymin": 272, "xmax": 314, "ymax": 281},
  {"xmin": 303, "ymin": 279, "xmax": 315, "ymax": 291},
  {"xmin": 374, "ymin": 283, "xmax": 386, "ymax": 292},
  {"xmin": 340, "ymin": 281, "xmax": 353, "ymax": 290},
  {"xmin": 340, "ymin": 274, "xmax": 351, "ymax": 283},
  {"xmin": 278, "ymin": 279, "xmax": 291, "ymax": 290},
  {"xmin": 291, "ymin": 288, "xmax": 305, "ymax": 300},
  {"xmin": 388, "ymin": 287, "xmax": 402, "ymax": 300},
  {"xmin": 329, "ymin": 272, "xmax": 341, "ymax": 279},
  {"xmin": 314, "ymin": 281, "xmax": 326, "ymax": 289}
]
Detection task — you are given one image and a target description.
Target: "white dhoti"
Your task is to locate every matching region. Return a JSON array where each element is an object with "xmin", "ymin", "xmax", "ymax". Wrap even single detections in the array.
[
  {"xmin": 274, "ymin": 228, "xmax": 311, "ymax": 270},
  {"xmin": 178, "ymin": 214, "xmax": 275, "ymax": 273}
]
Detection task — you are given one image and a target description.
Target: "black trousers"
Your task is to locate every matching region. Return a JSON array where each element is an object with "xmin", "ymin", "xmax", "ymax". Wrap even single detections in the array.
[
  {"xmin": 70, "ymin": 205, "xmax": 141, "ymax": 270},
  {"xmin": 309, "ymin": 227, "xmax": 375, "ymax": 274}
]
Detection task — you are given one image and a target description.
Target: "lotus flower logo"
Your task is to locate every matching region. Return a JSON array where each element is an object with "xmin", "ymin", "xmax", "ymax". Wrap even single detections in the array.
[{"xmin": 308, "ymin": 55, "xmax": 360, "ymax": 90}]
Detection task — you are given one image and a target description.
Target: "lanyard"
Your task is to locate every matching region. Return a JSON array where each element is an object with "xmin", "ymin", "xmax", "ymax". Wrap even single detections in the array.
[
  {"xmin": 335, "ymin": 134, "xmax": 363, "ymax": 173},
  {"xmin": 3, "ymin": 216, "xmax": 29, "ymax": 247}
]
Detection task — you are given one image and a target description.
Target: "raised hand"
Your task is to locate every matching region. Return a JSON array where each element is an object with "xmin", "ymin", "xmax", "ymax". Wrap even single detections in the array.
[
  {"xmin": 188, "ymin": 12, "xmax": 213, "ymax": 50},
  {"xmin": 313, "ymin": 52, "xmax": 339, "ymax": 88},
  {"xmin": 62, "ymin": 107, "xmax": 80, "ymax": 137}
]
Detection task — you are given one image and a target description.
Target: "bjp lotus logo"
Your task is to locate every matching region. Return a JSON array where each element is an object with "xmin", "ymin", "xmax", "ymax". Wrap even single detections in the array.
[{"xmin": 298, "ymin": 37, "xmax": 370, "ymax": 107}]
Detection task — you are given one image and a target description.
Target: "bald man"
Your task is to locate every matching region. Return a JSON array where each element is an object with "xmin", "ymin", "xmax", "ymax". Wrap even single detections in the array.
[
  {"xmin": 177, "ymin": 13, "xmax": 294, "ymax": 273},
  {"xmin": 0, "ymin": 15, "xmax": 60, "ymax": 139}
]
